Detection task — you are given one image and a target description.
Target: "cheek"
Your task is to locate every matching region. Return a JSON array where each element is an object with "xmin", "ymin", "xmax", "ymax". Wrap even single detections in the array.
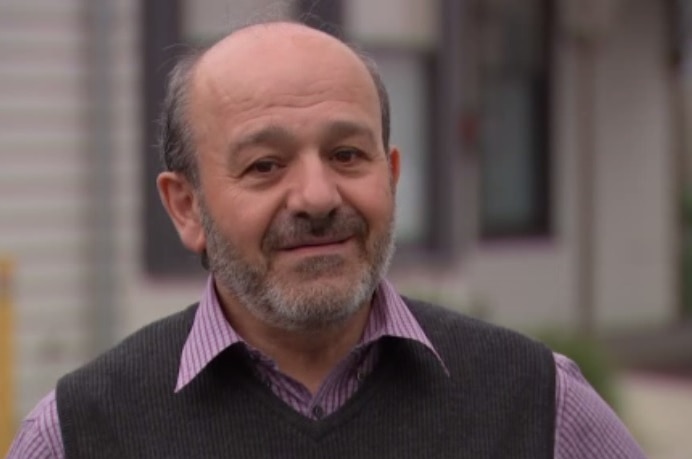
[
  {"xmin": 228, "ymin": 203, "xmax": 277, "ymax": 249},
  {"xmin": 346, "ymin": 176, "xmax": 396, "ymax": 231},
  {"xmin": 204, "ymin": 188, "xmax": 280, "ymax": 253}
]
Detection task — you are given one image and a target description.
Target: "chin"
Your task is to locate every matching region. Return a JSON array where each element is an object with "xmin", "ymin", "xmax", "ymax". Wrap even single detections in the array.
[
  {"xmin": 261, "ymin": 273, "xmax": 377, "ymax": 330},
  {"xmin": 269, "ymin": 299, "xmax": 366, "ymax": 332}
]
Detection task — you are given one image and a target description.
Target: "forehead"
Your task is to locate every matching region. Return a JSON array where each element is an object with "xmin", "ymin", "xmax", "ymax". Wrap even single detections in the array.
[{"xmin": 189, "ymin": 24, "xmax": 381, "ymax": 129}]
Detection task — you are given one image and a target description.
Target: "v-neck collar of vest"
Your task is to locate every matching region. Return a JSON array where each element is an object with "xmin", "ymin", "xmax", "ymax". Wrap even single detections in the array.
[{"xmin": 230, "ymin": 338, "xmax": 449, "ymax": 441}]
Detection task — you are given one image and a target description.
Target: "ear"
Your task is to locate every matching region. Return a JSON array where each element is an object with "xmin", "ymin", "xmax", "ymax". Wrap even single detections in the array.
[
  {"xmin": 388, "ymin": 147, "xmax": 401, "ymax": 188},
  {"xmin": 156, "ymin": 171, "xmax": 206, "ymax": 254}
]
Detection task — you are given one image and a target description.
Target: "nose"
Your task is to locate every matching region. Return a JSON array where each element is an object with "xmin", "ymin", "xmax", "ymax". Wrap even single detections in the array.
[{"xmin": 285, "ymin": 155, "xmax": 342, "ymax": 219}]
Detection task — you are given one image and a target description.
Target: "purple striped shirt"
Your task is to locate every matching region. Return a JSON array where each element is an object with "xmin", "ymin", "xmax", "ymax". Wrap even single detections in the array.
[{"xmin": 7, "ymin": 277, "xmax": 647, "ymax": 458}]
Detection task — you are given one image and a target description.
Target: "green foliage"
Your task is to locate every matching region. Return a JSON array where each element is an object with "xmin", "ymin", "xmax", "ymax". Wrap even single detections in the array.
[{"xmin": 535, "ymin": 330, "xmax": 621, "ymax": 413}]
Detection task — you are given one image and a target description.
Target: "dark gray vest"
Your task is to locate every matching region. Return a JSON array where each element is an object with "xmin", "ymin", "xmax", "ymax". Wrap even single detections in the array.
[{"xmin": 57, "ymin": 299, "xmax": 555, "ymax": 458}]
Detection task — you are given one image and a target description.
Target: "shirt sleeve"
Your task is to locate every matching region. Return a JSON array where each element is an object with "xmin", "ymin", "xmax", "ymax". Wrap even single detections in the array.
[
  {"xmin": 6, "ymin": 390, "xmax": 65, "ymax": 459},
  {"xmin": 553, "ymin": 353, "xmax": 648, "ymax": 459}
]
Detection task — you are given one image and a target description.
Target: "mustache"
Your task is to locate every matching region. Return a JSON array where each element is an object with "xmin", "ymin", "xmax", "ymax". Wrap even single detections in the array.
[{"xmin": 263, "ymin": 208, "xmax": 368, "ymax": 251}]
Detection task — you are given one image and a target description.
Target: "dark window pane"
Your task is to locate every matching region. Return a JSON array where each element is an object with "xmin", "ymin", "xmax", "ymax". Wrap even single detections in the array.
[{"xmin": 478, "ymin": 0, "xmax": 551, "ymax": 237}]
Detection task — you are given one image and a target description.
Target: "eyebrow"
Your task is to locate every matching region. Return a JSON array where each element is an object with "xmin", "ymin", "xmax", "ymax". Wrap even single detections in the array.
[
  {"xmin": 321, "ymin": 120, "xmax": 377, "ymax": 146},
  {"xmin": 229, "ymin": 125, "xmax": 295, "ymax": 158},
  {"xmin": 228, "ymin": 120, "xmax": 379, "ymax": 162}
]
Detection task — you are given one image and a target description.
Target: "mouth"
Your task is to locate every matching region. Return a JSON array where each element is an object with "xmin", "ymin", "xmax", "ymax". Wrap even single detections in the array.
[{"xmin": 279, "ymin": 236, "xmax": 351, "ymax": 253}]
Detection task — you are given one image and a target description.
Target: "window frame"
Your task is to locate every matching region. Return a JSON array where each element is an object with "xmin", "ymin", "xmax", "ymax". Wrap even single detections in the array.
[{"xmin": 476, "ymin": 0, "xmax": 554, "ymax": 240}]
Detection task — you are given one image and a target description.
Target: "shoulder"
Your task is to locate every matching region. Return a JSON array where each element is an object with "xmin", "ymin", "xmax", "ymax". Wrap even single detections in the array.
[
  {"xmin": 404, "ymin": 296, "xmax": 532, "ymax": 337},
  {"xmin": 79, "ymin": 303, "xmax": 195, "ymax": 366},
  {"xmin": 57, "ymin": 304, "xmax": 199, "ymax": 396},
  {"xmin": 403, "ymin": 297, "xmax": 553, "ymax": 360},
  {"xmin": 553, "ymin": 354, "xmax": 647, "ymax": 458},
  {"xmin": 7, "ymin": 390, "xmax": 64, "ymax": 459},
  {"xmin": 104, "ymin": 303, "xmax": 199, "ymax": 360},
  {"xmin": 402, "ymin": 297, "xmax": 556, "ymax": 395}
]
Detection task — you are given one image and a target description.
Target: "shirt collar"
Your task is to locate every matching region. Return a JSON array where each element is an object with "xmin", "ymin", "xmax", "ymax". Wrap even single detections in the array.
[
  {"xmin": 359, "ymin": 280, "xmax": 447, "ymax": 372},
  {"xmin": 175, "ymin": 276, "xmax": 243, "ymax": 392},
  {"xmin": 175, "ymin": 276, "xmax": 447, "ymax": 392}
]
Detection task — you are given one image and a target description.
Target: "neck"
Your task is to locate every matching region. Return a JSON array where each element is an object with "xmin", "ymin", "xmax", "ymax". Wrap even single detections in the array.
[{"xmin": 217, "ymin": 288, "xmax": 372, "ymax": 395}]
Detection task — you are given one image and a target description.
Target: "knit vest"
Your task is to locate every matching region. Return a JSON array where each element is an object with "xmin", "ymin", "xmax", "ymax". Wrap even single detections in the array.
[{"xmin": 56, "ymin": 299, "xmax": 556, "ymax": 458}]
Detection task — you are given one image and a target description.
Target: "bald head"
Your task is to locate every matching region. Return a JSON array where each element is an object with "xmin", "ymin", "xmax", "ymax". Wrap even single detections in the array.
[
  {"xmin": 159, "ymin": 21, "xmax": 391, "ymax": 185},
  {"xmin": 199, "ymin": 22, "xmax": 367, "ymax": 79}
]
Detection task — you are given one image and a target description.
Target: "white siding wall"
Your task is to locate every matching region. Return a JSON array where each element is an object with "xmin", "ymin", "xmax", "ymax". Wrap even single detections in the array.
[{"xmin": 0, "ymin": 0, "xmax": 91, "ymax": 417}]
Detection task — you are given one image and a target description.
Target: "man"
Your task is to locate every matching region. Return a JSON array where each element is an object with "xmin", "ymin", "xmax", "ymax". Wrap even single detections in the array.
[{"xmin": 9, "ymin": 21, "xmax": 646, "ymax": 458}]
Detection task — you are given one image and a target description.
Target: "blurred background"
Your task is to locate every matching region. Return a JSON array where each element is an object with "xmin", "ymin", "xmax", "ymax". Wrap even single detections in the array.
[{"xmin": 1, "ymin": 0, "xmax": 691, "ymax": 457}]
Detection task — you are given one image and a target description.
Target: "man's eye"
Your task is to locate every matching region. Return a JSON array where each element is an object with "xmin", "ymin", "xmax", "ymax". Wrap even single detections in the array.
[
  {"xmin": 333, "ymin": 149, "xmax": 361, "ymax": 163},
  {"xmin": 249, "ymin": 160, "xmax": 279, "ymax": 174}
]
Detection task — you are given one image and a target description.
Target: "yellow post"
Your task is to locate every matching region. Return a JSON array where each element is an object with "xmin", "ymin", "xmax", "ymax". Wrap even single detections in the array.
[{"xmin": 0, "ymin": 258, "xmax": 14, "ymax": 454}]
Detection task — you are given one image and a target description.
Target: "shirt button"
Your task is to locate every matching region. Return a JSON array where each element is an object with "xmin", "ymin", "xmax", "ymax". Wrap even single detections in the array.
[
  {"xmin": 312, "ymin": 405, "xmax": 324, "ymax": 420},
  {"xmin": 261, "ymin": 375, "xmax": 272, "ymax": 390},
  {"xmin": 356, "ymin": 369, "xmax": 367, "ymax": 383}
]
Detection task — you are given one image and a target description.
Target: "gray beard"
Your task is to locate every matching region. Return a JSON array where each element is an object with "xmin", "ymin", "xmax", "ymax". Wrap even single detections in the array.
[{"xmin": 200, "ymin": 200, "xmax": 395, "ymax": 332}]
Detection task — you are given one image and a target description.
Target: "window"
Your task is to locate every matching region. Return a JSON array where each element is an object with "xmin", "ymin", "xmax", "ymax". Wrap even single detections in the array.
[{"xmin": 476, "ymin": 0, "xmax": 552, "ymax": 238}]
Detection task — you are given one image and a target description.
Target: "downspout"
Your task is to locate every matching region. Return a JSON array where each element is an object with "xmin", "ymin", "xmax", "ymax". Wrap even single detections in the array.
[
  {"xmin": 85, "ymin": 0, "xmax": 117, "ymax": 353},
  {"xmin": 561, "ymin": 0, "xmax": 620, "ymax": 334}
]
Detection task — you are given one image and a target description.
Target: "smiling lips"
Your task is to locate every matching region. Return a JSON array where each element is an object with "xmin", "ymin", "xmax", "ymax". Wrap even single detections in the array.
[{"xmin": 279, "ymin": 236, "xmax": 351, "ymax": 252}]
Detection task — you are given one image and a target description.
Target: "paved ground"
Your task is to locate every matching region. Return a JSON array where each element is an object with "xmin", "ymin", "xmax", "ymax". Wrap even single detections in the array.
[{"xmin": 621, "ymin": 373, "xmax": 692, "ymax": 459}]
